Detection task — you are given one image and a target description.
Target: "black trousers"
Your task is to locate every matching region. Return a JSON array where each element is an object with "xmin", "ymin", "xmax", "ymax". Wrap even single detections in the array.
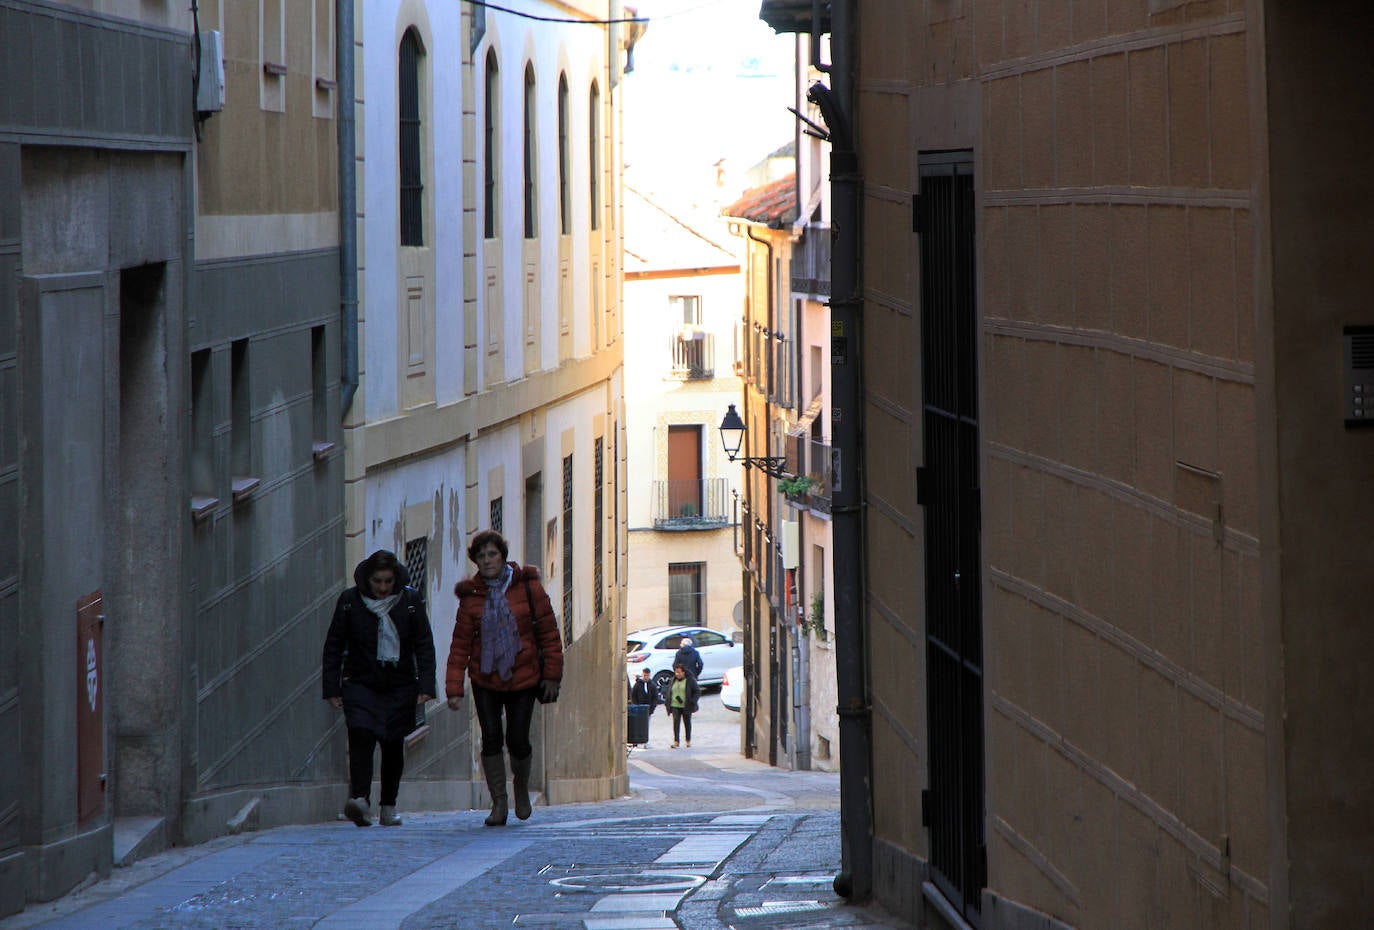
[
  {"xmin": 347, "ymin": 728, "xmax": 405, "ymax": 805},
  {"xmin": 471, "ymin": 684, "xmax": 539, "ymax": 758},
  {"xmin": 671, "ymin": 708, "xmax": 693, "ymax": 744}
]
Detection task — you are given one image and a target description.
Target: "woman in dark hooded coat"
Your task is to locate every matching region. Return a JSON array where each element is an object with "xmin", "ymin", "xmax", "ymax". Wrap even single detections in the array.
[{"xmin": 322, "ymin": 549, "xmax": 436, "ymax": 827}]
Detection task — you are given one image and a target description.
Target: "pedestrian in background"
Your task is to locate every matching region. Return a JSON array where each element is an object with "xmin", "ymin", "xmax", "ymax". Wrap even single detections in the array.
[
  {"xmin": 667, "ymin": 663, "xmax": 700, "ymax": 749},
  {"xmin": 673, "ymin": 635, "xmax": 704, "ymax": 681},
  {"xmin": 322, "ymin": 550, "xmax": 436, "ymax": 828},
  {"xmin": 630, "ymin": 668, "xmax": 660, "ymax": 714},
  {"xmin": 446, "ymin": 530, "xmax": 563, "ymax": 826}
]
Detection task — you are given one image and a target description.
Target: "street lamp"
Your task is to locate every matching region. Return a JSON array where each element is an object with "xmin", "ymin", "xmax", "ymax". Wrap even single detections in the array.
[{"xmin": 718, "ymin": 404, "xmax": 789, "ymax": 478}]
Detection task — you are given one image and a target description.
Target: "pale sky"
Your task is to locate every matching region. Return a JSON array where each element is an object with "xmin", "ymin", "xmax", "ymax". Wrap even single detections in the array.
[{"xmin": 622, "ymin": 0, "xmax": 796, "ymax": 204}]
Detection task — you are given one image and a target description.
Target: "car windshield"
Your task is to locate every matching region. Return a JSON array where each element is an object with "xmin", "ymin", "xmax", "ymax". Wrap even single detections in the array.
[{"xmin": 625, "ymin": 640, "xmax": 645, "ymax": 653}]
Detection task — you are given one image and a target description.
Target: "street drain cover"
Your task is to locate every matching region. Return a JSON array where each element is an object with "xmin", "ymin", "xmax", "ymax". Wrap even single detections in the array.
[
  {"xmin": 734, "ymin": 901, "xmax": 829, "ymax": 917},
  {"xmin": 550, "ymin": 873, "xmax": 706, "ymax": 894}
]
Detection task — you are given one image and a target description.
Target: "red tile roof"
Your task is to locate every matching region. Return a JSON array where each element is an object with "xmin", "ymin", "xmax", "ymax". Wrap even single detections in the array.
[{"xmin": 722, "ymin": 173, "xmax": 797, "ymax": 229}]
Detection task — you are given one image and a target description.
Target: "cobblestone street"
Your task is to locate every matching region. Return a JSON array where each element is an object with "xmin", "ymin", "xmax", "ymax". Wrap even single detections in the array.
[{"xmin": 1, "ymin": 696, "xmax": 913, "ymax": 930}]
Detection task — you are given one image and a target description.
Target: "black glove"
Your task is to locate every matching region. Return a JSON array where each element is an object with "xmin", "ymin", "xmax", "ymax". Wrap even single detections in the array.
[{"xmin": 538, "ymin": 680, "xmax": 561, "ymax": 704}]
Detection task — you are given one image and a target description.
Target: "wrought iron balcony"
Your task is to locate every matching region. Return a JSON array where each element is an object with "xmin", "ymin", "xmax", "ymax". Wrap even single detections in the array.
[
  {"xmin": 790, "ymin": 223, "xmax": 831, "ymax": 299},
  {"xmin": 669, "ymin": 331, "xmax": 714, "ymax": 380},
  {"xmin": 652, "ymin": 477, "xmax": 731, "ymax": 529},
  {"xmin": 782, "ymin": 437, "xmax": 833, "ymax": 515}
]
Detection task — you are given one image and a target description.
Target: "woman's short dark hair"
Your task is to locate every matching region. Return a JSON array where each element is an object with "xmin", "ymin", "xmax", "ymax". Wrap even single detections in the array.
[
  {"xmin": 355, "ymin": 549, "xmax": 404, "ymax": 590},
  {"xmin": 468, "ymin": 529, "xmax": 509, "ymax": 563}
]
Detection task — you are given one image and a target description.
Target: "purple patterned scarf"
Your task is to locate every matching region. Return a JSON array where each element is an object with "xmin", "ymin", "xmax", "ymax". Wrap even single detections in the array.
[{"xmin": 479, "ymin": 565, "xmax": 521, "ymax": 680}]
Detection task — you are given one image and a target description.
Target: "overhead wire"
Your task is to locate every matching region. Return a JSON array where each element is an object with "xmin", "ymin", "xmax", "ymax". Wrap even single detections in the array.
[{"xmin": 465, "ymin": 0, "xmax": 648, "ymax": 25}]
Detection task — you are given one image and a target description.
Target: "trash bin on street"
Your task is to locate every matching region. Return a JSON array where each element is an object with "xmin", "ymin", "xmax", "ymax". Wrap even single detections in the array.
[{"xmin": 627, "ymin": 703, "xmax": 650, "ymax": 745}]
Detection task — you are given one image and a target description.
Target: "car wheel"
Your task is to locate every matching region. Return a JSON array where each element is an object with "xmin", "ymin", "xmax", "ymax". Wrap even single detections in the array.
[{"xmin": 653, "ymin": 670, "xmax": 674, "ymax": 701}]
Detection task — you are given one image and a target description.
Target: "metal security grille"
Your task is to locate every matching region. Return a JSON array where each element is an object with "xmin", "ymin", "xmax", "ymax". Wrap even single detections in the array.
[
  {"xmin": 918, "ymin": 152, "xmax": 985, "ymax": 925},
  {"xmin": 558, "ymin": 76, "xmax": 571, "ymax": 235},
  {"xmin": 667, "ymin": 562, "xmax": 704, "ymax": 624},
  {"xmin": 398, "ymin": 29, "xmax": 423, "ymax": 247},
  {"xmin": 594, "ymin": 438, "xmax": 604, "ymax": 617},
  {"xmin": 484, "ymin": 52, "xmax": 499, "ymax": 239},
  {"xmin": 523, "ymin": 65, "xmax": 538, "ymax": 239},
  {"xmin": 561, "ymin": 454, "xmax": 573, "ymax": 644},
  {"xmin": 404, "ymin": 536, "xmax": 428, "ymax": 604},
  {"xmin": 490, "ymin": 496, "xmax": 503, "ymax": 535}
]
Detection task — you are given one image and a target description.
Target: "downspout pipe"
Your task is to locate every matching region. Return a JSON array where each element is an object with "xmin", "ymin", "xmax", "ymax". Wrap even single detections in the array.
[
  {"xmin": 337, "ymin": 0, "xmax": 359, "ymax": 414},
  {"xmin": 812, "ymin": 0, "xmax": 873, "ymax": 904},
  {"xmin": 743, "ymin": 221, "xmax": 776, "ymax": 765}
]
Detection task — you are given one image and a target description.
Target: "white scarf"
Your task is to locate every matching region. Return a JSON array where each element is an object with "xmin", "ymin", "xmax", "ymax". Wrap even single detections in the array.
[{"xmin": 362, "ymin": 593, "xmax": 402, "ymax": 663}]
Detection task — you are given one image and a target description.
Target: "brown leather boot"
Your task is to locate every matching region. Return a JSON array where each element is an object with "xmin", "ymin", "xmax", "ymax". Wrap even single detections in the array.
[{"xmin": 481, "ymin": 754, "xmax": 508, "ymax": 826}]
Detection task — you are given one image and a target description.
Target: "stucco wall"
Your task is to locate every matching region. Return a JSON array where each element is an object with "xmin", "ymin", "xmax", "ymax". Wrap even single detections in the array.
[{"xmin": 857, "ymin": 2, "xmax": 1268, "ymax": 928}]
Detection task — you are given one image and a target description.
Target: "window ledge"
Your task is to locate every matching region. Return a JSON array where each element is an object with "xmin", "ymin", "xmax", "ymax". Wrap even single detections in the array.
[
  {"xmin": 191, "ymin": 495, "xmax": 219, "ymax": 522},
  {"xmin": 312, "ymin": 441, "xmax": 336, "ymax": 462},
  {"xmin": 263, "ymin": 61, "xmax": 287, "ymax": 77},
  {"xmin": 314, "ymin": 77, "xmax": 336, "ymax": 91},
  {"xmin": 231, "ymin": 476, "xmax": 260, "ymax": 502}
]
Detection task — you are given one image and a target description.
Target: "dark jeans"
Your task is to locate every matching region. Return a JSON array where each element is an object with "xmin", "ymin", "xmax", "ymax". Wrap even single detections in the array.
[
  {"xmin": 472, "ymin": 684, "xmax": 539, "ymax": 758},
  {"xmin": 347, "ymin": 728, "xmax": 405, "ymax": 805},
  {"xmin": 671, "ymin": 708, "xmax": 693, "ymax": 744}
]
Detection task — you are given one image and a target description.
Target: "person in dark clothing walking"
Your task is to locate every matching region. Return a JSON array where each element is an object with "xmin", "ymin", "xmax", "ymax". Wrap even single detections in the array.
[
  {"xmin": 667, "ymin": 663, "xmax": 700, "ymax": 748},
  {"xmin": 322, "ymin": 550, "xmax": 436, "ymax": 828},
  {"xmin": 630, "ymin": 668, "xmax": 660, "ymax": 713},
  {"xmin": 673, "ymin": 636, "xmax": 704, "ymax": 680},
  {"xmin": 446, "ymin": 530, "xmax": 564, "ymax": 826}
]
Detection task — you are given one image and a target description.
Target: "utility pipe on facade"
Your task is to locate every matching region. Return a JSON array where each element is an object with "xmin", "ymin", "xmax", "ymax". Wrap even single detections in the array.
[
  {"xmin": 810, "ymin": 0, "xmax": 874, "ymax": 903},
  {"xmin": 337, "ymin": 0, "xmax": 359, "ymax": 413},
  {"xmin": 792, "ymin": 563, "xmax": 812, "ymax": 771}
]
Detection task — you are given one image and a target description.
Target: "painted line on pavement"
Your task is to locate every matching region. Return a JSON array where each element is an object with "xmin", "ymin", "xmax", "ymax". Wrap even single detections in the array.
[
  {"xmin": 313, "ymin": 836, "xmax": 531, "ymax": 930},
  {"xmin": 655, "ymin": 832, "xmax": 753, "ymax": 866}
]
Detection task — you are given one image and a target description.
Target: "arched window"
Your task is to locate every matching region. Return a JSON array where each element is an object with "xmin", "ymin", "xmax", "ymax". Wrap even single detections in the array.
[
  {"xmin": 484, "ymin": 49, "xmax": 499, "ymax": 239},
  {"xmin": 523, "ymin": 63, "xmax": 538, "ymax": 239},
  {"xmin": 588, "ymin": 81, "xmax": 601, "ymax": 232},
  {"xmin": 557, "ymin": 73, "xmax": 570, "ymax": 236},
  {"xmin": 398, "ymin": 28, "xmax": 424, "ymax": 246}
]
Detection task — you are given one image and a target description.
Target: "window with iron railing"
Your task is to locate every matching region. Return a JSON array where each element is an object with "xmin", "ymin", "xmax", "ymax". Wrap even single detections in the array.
[
  {"xmin": 669, "ymin": 332, "xmax": 714, "ymax": 380},
  {"xmin": 782, "ymin": 436, "xmax": 834, "ymax": 514},
  {"xmin": 594, "ymin": 438, "xmax": 604, "ymax": 617},
  {"xmin": 668, "ymin": 562, "xmax": 705, "ymax": 625},
  {"xmin": 652, "ymin": 477, "xmax": 730, "ymax": 528},
  {"xmin": 789, "ymin": 224, "xmax": 832, "ymax": 298}
]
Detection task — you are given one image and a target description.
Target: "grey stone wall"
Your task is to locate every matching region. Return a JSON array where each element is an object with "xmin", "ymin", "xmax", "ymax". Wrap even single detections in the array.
[
  {"xmin": 0, "ymin": 0, "xmax": 189, "ymax": 146},
  {"xmin": 0, "ymin": 141, "xmax": 22, "ymax": 920},
  {"xmin": 185, "ymin": 251, "xmax": 345, "ymax": 805}
]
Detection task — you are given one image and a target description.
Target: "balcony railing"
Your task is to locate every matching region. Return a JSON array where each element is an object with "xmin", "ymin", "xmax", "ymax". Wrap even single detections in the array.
[
  {"xmin": 653, "ymin": 477, "xmax": 731, "ymax": 529},
  {"xmin": 669, "ymin": 331, "xmax": 714, "ymax": 380},
  {"xmin": 790, "ymin": 223, "xmax": 831, "ymax": 298},
  {"xmin": 782, "ymin": 437, "xmax": 833, "ymax": 515}
]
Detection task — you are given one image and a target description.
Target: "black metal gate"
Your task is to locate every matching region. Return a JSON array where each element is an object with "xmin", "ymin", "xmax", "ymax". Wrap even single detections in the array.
[{"xmin": 917, "ymin": 152, "xmax": 985, "ymax": 924}]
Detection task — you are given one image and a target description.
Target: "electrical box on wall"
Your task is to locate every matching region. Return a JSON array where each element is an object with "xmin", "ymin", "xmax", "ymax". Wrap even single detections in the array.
[
  {"xmin": 196, "ymin": 31, "xmax": 225, "ymax": 114},
  {"xmin": 780, "ymin": 520, "xmax": 799, "ymax": 570},
  {"xmin": 1344, "ymin": 326, "xmax": 1374, "ymax": 428}
]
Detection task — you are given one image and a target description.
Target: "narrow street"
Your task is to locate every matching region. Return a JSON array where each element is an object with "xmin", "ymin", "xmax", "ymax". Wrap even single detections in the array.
[{"xmin": 1, "ymin": 696, "xmax": 911, "ymax": 930}]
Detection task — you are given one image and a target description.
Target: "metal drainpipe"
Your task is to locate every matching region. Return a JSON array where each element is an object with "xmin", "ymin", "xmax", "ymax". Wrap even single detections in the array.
[
  {"xmin": 743, "ymin": 222, "xmax": 775, "ymax": 766},
  {"xmin": 337, "ymin": 0, "xmax": 358, "ymax": 414},
  {"xmin": 821, "ymin": 0, "xmax": 874, "ymax": 904}
]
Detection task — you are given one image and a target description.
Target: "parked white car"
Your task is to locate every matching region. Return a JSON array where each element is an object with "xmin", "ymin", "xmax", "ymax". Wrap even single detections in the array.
[
  {"xmin": 625, "ymin": 625, "xmax": 740, "ymax": 696},
  {"xmin": 719, "ymin": 665, "xmax": 744, "ymax": 712}
]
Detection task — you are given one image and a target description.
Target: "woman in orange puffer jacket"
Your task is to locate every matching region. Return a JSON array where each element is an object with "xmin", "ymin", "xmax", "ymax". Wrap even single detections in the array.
[{"xmin": 445, "ymin": 530, "xmax": 563, "ymax": 825}]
